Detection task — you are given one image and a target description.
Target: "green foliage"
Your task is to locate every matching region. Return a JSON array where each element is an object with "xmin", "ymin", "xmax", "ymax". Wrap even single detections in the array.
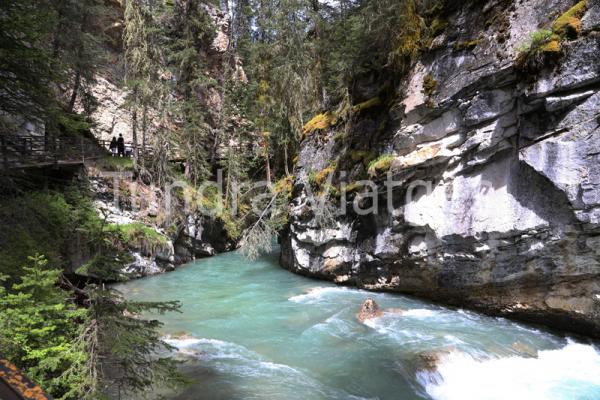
[
  {"xmin": 516, "ymin": 0, "xmax": 587, "ymax": 73},
  {"xmin": 516, "ymin": 29, "xmax": 561, "ymax": 72},
  {"xmin": 311, "ymin": 163, "xmax": 337, "ymax": 187},
  {"xmin": 0, "ymin": 0, "xmax": 58, "ymax": 116},
  {"xmin": 57, "ymin": 113, "xmax": 94, "ymax": 137},
  {"xmin": 86, "ymin": 286, "xmax": 186, "ymax": 398},
  {"xmin": 303, "ymin": 113, "xmax": 338, "ymax": 137},
  {"xmin": 0, "ymin": 0, "xmax": 107, "ymax": 129},
  {"xmin": 517, "ymin": 29, "xmax": 554, "ymax": 53},
  {"xmin": 0, "ymin": 192, "xmax": 74, "ymax": 283},
  {"xmin": 0, "ymin": 255, "xmax": 89, "ymax": 400},
  {"xmin": 344, "ymin": 181, "xmax": 365, "ymax": 195},
  {"xmin": 94, "ymin": 156, "xmax": 135, "ymax": 172},
  {"xmin": 0, "ymin": 255, "xmax": 186, "ymax": 399},
  {"xmin": 108, "ymin": 223, "xmax": 168, "ymax": 256},
  {"xmin": 0, "ymin": 184, "xmax": 125, "ymax": 284}
]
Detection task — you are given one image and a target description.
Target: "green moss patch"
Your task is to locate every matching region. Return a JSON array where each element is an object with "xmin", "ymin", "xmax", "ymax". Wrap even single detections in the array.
[
  {"xmin": 109, "ymin": 223, "xmax": 168, "ymax": 256},
  {"xmin": 553, "ymin": 0, "xmax": 587, "ymax": 38},
  {"xmin": 302, "ymin": 112, "xmax": 338, "ymax": 138},
  {"xmin": 94, "ymin": 156, "xmax": 135, "ymax": 172},
  {"xmin": 352, "ymin": 97, "xmax": 382, "ymax": 113},
  {"xmin": 422, "ymin": 74, "xmax": 438, "ymax": 98},
  {"xmin": 454, "ymin": 39, "xmax": 480, "ymax": 51},
  {"xmin": 367, "ymin": 154, "xmax": 395, "ymax": 177}
]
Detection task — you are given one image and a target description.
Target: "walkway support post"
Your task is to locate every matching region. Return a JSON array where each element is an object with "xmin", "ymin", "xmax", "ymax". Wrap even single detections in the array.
[{"xmin": 1, "ymin": 136, "xmax": 7, "ymax": 169}]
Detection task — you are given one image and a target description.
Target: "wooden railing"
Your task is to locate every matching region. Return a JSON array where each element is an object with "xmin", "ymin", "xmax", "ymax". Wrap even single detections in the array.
[
  {"xmin": 97, "ymin": 140, "xmax": 155, "ymax": 158},
  {"xmin": 0, "ymin": 359, "xmax": 53, "ymax": 400},
  {"xmin": 0, "ymin": 134, "xmax": 103, "ymax": 169},
  {"xmin": 0, "ymin": 134, "xmax": 155, "ymax": 170}
]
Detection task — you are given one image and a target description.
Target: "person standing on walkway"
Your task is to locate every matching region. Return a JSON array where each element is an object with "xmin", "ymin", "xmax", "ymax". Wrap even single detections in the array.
[
  {"xmin": 109, "ymin": 136, "xmax": 118, "ymax": 156},
  {"xmin": 117, "ymin": 134, "xmax": 125, "ymax": 157}
]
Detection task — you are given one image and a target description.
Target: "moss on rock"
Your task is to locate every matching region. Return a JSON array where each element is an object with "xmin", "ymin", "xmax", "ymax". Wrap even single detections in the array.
[
  {"xmin": 553, "ymin": 0, "xmax": 587, "ymax": 38},
  {"xmin": 303, "ymin": 112, "xmax": 337, "ymax": 138},
  {"xmin": 367, "ymin": 154, "xmax": 395, "ymax": 177},
  {"xmin": 422, "ymin": 74, "xmax": 438, "ymax": 98},
  {"xmin": 454, "ymin": 39, "xmax": 480, "ymax": 51},
  {"xmin": 352, "ymin": 97, "xmax": 382, "ymax": 113}
]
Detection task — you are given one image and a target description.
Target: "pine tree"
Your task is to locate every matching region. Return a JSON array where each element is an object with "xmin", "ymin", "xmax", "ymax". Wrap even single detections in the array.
[
  {"xmin": 0, "ymin": 255, "xmax": 89, "ymax": 400},
  {"xmin": 85, "ymin": 286, "xmax": 185, "ymax": 399},
  {"xmin": 166, "ymin": 0, "xmax": 217, "ymax": 185},
  {"xmin": 0, "ymin": 1, "xmax": 58, "ymax": 118}
]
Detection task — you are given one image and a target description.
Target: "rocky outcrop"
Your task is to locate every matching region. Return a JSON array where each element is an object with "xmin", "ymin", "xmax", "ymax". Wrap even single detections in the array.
[
  {"xmin": 282, "ymin": 0, "xmax": 600, "ymax": 337},
  {"xmin": 173, "ymin": 214, "xmax": 236, "ymax": 265},
  {"xmin": 90, "ymin": 169, "xmax": 235, "ymax": 278},
  {"xmin": 357, "ymin": 298, "xmax": 384, "ymax": 322}
]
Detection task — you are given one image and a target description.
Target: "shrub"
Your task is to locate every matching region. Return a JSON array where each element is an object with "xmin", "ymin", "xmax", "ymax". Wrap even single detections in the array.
[
  {"xmin": 94, "ymin": 155, "xmax": 135, "ymax": 172},
  {"xmin": 274, "ymin": 175, "xmax": 294, "ymax": 198},
  {"xmin": 0, "ymin": 255, "xmax": 89, "ymax": 400},
  {"xmin": 347, "ymin": 151, "xmax": 376, "ymax": 169},
  {"xmin": 311, "ymin": 163, "xmax": 337, "ymax": 187},
  {"xmin": 344, "ymin": 182, "xmax": 364, "ymax": 194},
  {"xmin": 516, "ymin": 29, "xmax": 561, "ymax": 71},
  {"xmin": 0, "ymin": 188, "xmax": 106, "ymax": 283}
]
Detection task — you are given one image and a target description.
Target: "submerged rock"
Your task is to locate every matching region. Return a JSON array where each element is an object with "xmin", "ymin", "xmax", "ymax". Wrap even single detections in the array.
[
  {"xmin": 511, "ymin": 342, "xmax": 537, "ymax": 358},
  {"xmin": 357, "ymin": 298, "xmax": 384, "ymax": 322},
  {"xmin": 414, "ymin": 349, "xmax": 454, "ymax": 373},
  {"xmin": 384, "ymin": 308, "xmax": 405, "ymax": 315}
]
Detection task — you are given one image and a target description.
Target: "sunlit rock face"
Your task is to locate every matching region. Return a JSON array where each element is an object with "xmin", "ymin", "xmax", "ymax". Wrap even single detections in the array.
[
  {"xmin": 281, "ymin": 0, "xmax": 600, "ymax": 337},
  {"xmin": 80, "ymin": 1, "xmax": 247, "ymax": 145}
]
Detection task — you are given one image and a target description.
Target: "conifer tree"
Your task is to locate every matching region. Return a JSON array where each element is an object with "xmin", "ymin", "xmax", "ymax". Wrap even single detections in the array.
[{"xmin": 0, "ymin": 255, "xmax": 88, "ymax": 400}]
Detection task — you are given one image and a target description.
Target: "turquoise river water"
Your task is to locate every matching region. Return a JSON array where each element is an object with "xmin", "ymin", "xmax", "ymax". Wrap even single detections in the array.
[{"xmin": 114, "ymin": 249, "xmax": 600, "ymax": 400}]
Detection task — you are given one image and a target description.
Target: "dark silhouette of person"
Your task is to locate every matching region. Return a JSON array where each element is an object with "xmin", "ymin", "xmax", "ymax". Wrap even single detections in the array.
[
  {"xmin": 117, "ymin": 134, "xmax": 125, "ymax": 157},
  {"xmin": 109, "ymin": 136, "xmax": 118, "ymax": 156}
]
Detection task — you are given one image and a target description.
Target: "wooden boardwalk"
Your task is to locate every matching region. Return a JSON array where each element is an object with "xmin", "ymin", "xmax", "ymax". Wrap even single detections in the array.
[
  {"xmin": 0, "ymin": 359, "xmax": 53, "ymax": 400},
  {"xmin": 0, "ymin": 134, "xmax": 153, "ymax": 170}
]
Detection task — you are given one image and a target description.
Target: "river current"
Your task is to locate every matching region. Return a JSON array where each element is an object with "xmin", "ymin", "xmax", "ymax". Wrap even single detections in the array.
[{"xmin": 114, "ymin": 249, "xmax": 600, "ymax": 400}]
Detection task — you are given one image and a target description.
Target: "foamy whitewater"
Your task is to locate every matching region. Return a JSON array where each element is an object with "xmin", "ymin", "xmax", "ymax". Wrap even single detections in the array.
[
  {"xmin": 421, "ymin": 342, "xmax": 600, "ymax": 400},
  {"xmin": 115, "ymin": 250, "xmax": 600, "ymax": 400}
]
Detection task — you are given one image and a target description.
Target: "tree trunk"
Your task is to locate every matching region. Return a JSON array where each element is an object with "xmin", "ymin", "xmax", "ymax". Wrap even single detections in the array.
[
  {"xmin": 141, "ymin": 104, "xmax": 148, "ymax": 167},
  {"xmin": 132, "ymin": 88, "xmax": 139, "ymax": 164},
  {"xmin": 310, "ymin": 0, "xmax": 326, "ymax": 108},
  {"xmin": 142, "ymin": 105, "xmax": 147, "ymax": 149},
  {"xmin": 132, "ymin": 108, "xmax": 138, "ymax": 159},
  {"xmin": 67, "ymin": 71, "xmax": 81, "ymax": 113},
  {"xmin": 265, "ymin": 142, "xmax": 271, "ymax": 185},
  {"xmin": 284, "ymin": 143, "xmax": 290, "ymax": 176}
]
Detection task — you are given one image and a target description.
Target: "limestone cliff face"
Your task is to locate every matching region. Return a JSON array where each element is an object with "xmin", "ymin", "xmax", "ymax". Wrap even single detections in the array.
[
  {"xmin": 83, "ymin": 1, "xmax": 245, "ymax": 144},
  {"xmin": 281, "ymin": 0, "xmax": 600, "ymax": 337}
]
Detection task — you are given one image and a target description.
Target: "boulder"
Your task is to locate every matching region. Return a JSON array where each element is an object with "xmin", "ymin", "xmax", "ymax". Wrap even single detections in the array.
[
  {"xmin": 357, "ymin": 298, "xmax": 384, "ymax": 322},
  {"xmin": 413, "ymin": 347, "xmax": 456, "ymax": 373}
]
